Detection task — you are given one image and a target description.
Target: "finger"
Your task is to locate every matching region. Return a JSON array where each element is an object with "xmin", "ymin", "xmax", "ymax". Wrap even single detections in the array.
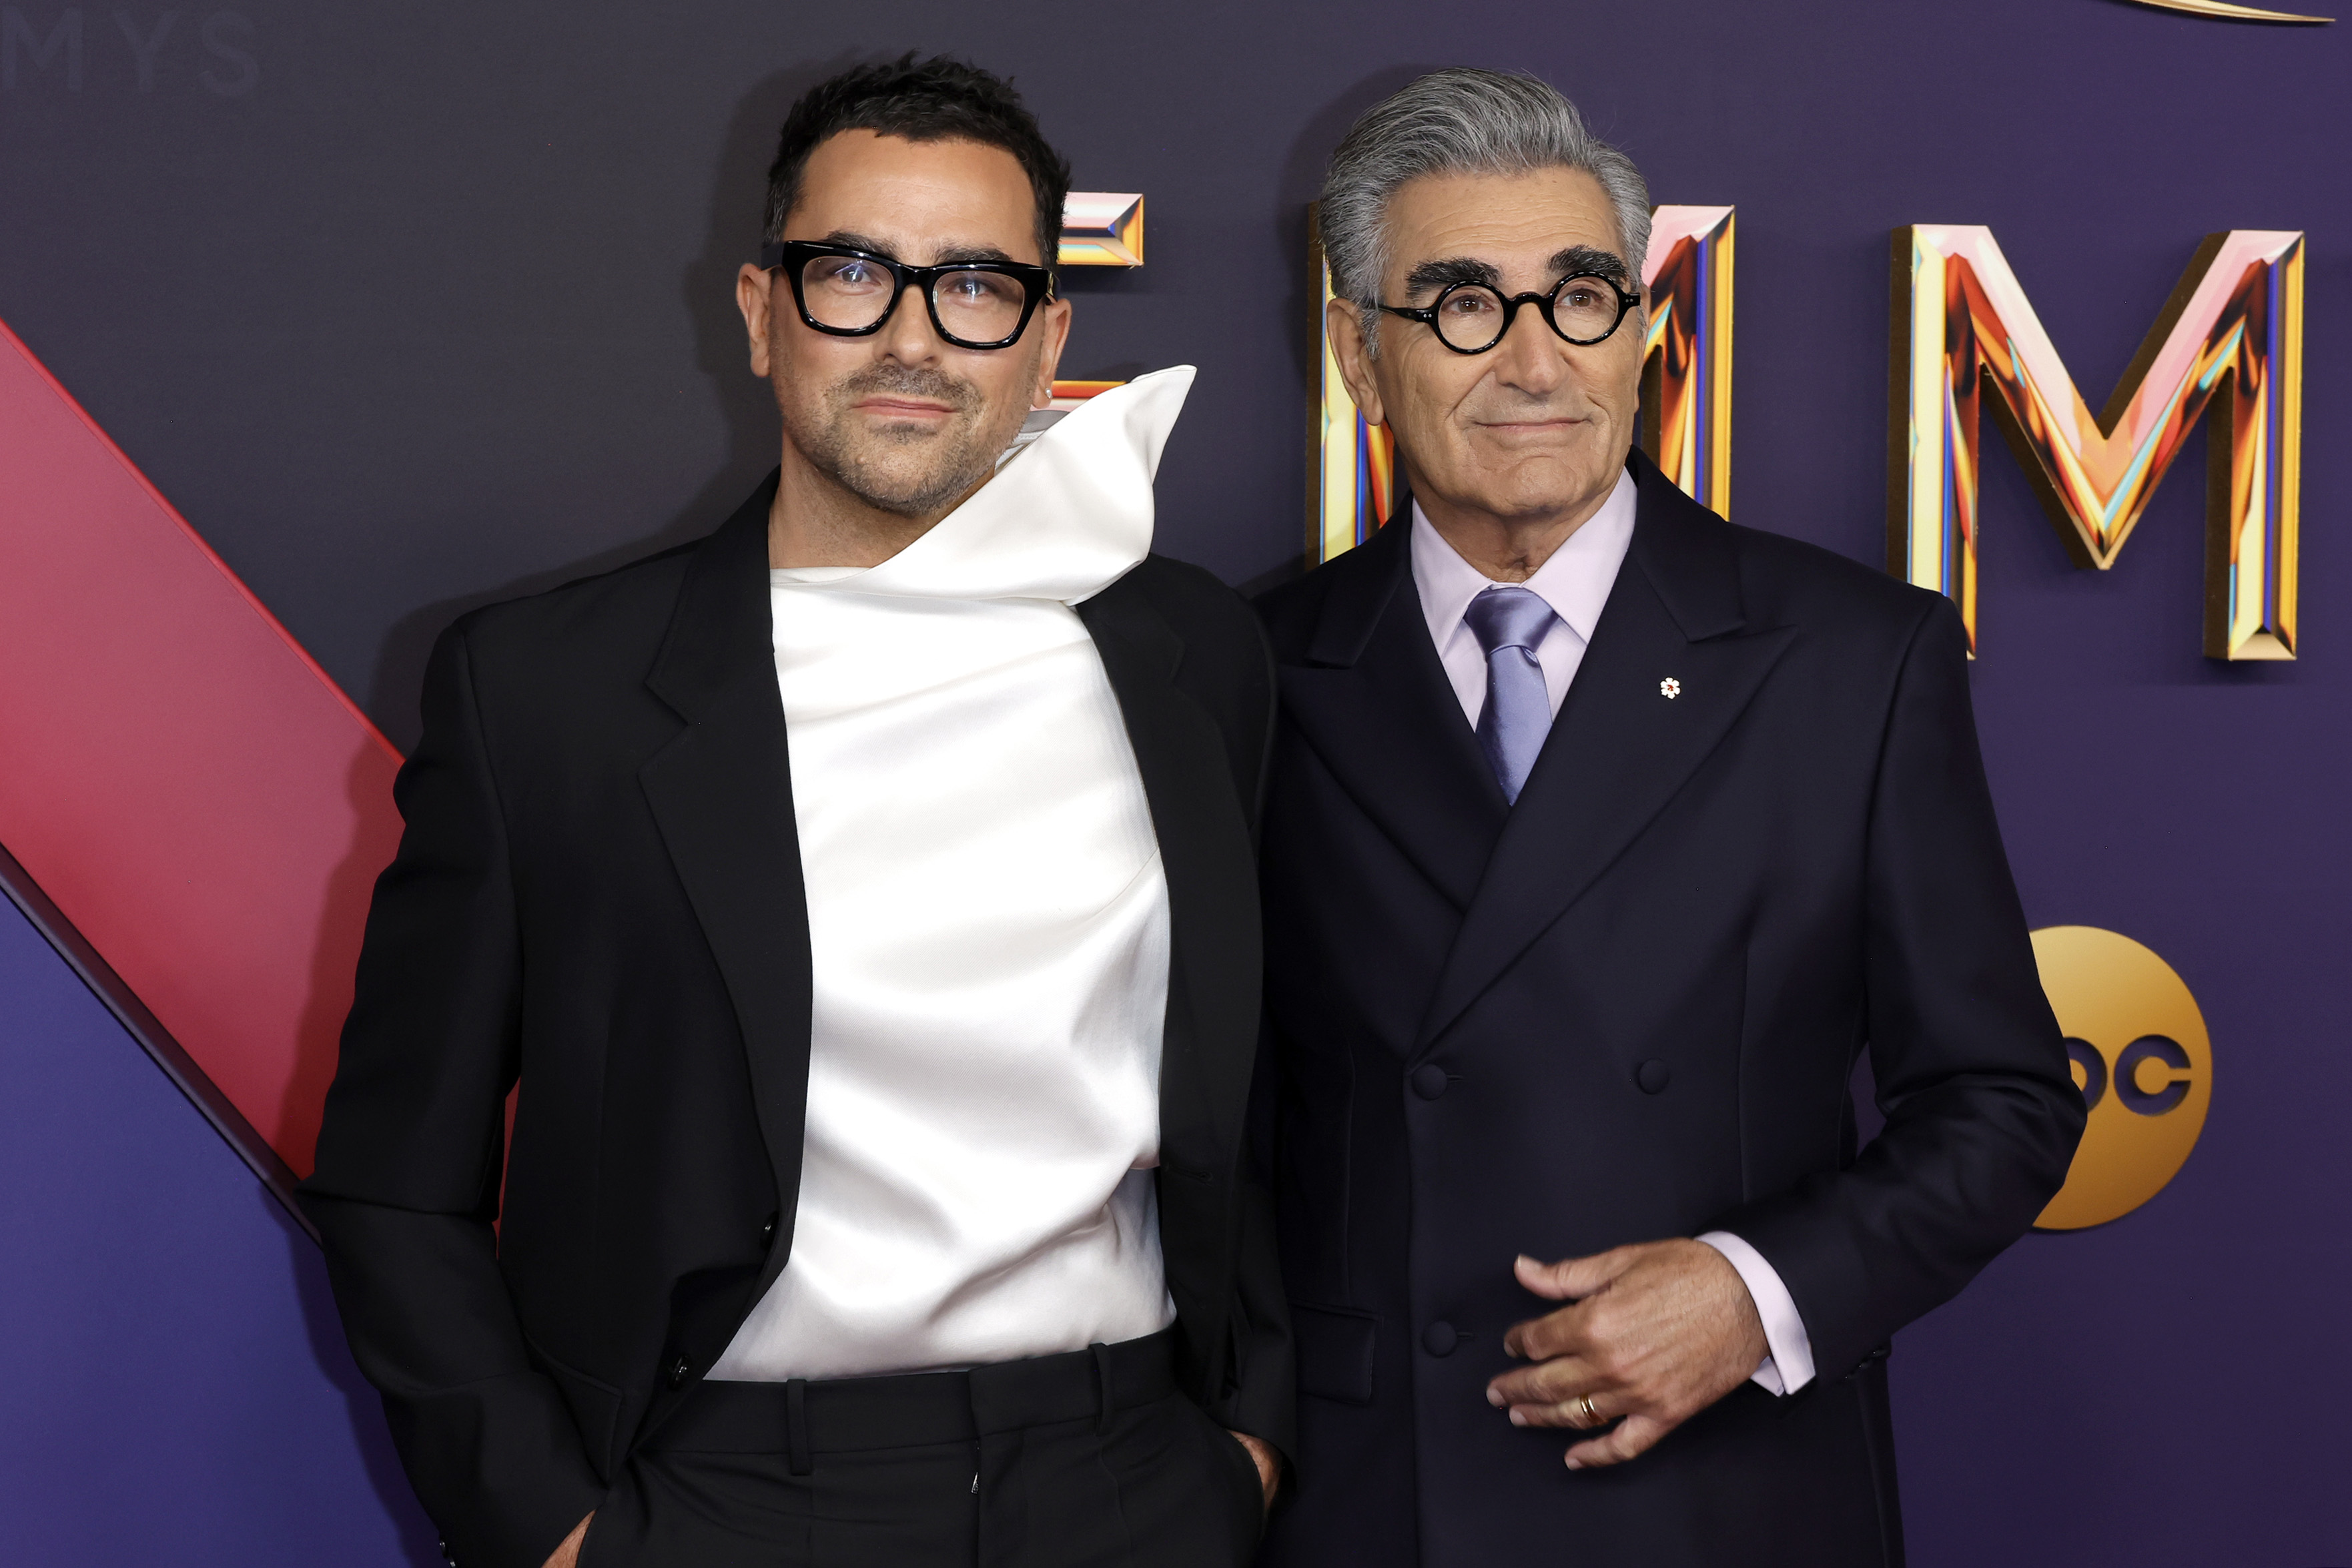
[
  {"xmin": 1501, "ymin": 1302, "xmax": 1592, "ymax": 1362},
  {"xmin": 1507, "ymin": 1389, "xmax": 1613, "ymax": 1430},
  {"xmin": 1485, "ymin": 1353, "xmax": 1597, "ymax": 1409},
  {"xmin": 1515, "ymin": 1248, "xmax": 1630, "ymax": 1303},
  {"xmin": 1565, "ymin": 1413, "xmax": 1672, "ymax": 1471},
  {"xmin": 1227, "ymin": 1431, "xmax": 1278, "ymax": 1503}
]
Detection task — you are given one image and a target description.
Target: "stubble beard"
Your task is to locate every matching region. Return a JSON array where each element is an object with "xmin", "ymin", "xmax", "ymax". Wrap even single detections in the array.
[{"xmin": 783, "ymin": 359, "xmax": 1032, "ymax": 521}]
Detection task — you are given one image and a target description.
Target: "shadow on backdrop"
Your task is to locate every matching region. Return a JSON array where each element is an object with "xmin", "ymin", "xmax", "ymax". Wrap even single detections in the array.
[
  {"xmin": 276, "ymin": 1184, "xmax": 443, "ymax": 1565},
  {"xmin": 1236, "ymin": 63, "xmax": 1436, "ymax": 603},
  {"xmin": 1276, "ymin": 62, "xmax": 1435, "ymax": 394},
  {"xmin": 362, "ymin": 56, "xmax": 866, "ymax": 753},
  {"xmin": 282, "ymin": 745, "xmax": 407, "ymax": 1170}
]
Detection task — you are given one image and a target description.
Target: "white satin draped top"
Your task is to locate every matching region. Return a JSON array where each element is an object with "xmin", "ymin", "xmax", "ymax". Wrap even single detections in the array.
[{"xmin": 707, "ymin": 369, "xmax": 1196, "ymax": 1383}]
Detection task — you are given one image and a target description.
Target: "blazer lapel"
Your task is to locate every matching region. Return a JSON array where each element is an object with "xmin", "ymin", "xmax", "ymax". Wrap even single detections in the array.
[
  {"xmin": 1276, "ymin": 512, "xmax": 1508, "ymax": 911},
  {"xmin": 1076, "ymin": 576, "xmax": 1259, "ymax": 1164},
  {"xmin": 639, "ymin": 473, "xmax": 813, "ymax": 1289},
  {"xmin": 1413, "ymin": 458, "xmax": 1798, "ymax": 1055}
]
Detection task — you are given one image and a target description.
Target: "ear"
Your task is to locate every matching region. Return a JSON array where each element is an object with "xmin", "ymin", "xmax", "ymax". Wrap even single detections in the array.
[
  {"xmin": 1326, "ymin": 296, "xmax": 1387, "ymax": 428},
  {"xmin": 736, "ymin": 264, "xmax": 777, "ymax": 378},
  {"xmin": 1028, "ymin": 295, "xmax": 1074, "ymax": 409}
]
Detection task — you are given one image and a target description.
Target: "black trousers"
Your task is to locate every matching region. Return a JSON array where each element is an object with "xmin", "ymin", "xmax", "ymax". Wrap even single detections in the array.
[{"xmin": 578, "ymin": 1328, "xmax": 1264, "ymax": 1568}]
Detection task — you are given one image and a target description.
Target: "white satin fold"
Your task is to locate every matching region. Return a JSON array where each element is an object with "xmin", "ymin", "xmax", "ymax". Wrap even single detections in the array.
[{"xmin": 708, "ymin": 369, "xmax": 1194, "ymax": 1383}]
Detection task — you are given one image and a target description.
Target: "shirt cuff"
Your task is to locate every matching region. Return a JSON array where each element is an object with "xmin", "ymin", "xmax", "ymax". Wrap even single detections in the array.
[{"xmin": 1695, "ymin": 1231, "xmax": 1816, "ymax": 1396}]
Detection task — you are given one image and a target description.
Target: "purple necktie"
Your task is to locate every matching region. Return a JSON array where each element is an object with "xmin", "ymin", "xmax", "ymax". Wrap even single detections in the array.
[{"xmin": 1463, "ymin": 585, "xmax": 1561, "ymax": 804}]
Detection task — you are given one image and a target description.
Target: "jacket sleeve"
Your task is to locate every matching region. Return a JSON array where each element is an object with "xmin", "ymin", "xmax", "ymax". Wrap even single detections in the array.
[
  {"xmin": 1715, "ymin": 595, "xmax": 2086, "ymax": 1382},
  {"xmin": 1218, "ymin": 1018, "xmax": 1298, "ymax": 1466},
  {"xmin": 298, "ymin": 621, "xmax": 603, "ymax": 1568},
  {"xmin": 1212, "ymin": 596, "xmax": 1297, "ymax": 1466}
]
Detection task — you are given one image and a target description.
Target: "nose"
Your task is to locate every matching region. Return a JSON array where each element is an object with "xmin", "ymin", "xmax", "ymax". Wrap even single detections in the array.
[
  {"xmin": 873, "ymin": 278, "xmax": 947, "ymax": 363},
  {"xmin": 1487, "ymin": 302, "xmax": 1571, "ymax": 396}
]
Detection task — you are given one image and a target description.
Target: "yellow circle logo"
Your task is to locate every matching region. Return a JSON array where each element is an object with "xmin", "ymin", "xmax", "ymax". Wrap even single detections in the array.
[{"xmin": 2030, "ymin": 926, "xmax": 2212, "ymax": 1230}]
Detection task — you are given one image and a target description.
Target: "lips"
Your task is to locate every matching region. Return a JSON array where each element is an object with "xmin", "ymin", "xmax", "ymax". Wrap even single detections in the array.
[
  {"xmin": 857, "ymin": 398, "xmax": 955, "ymax": 417},
  {"xmin": 833, "ymin": 362, "xmax": 979, "ymax": 421},
  {"xmin": 1476, "ymin": 416, "xmax": 1590, "ymax": 434}
]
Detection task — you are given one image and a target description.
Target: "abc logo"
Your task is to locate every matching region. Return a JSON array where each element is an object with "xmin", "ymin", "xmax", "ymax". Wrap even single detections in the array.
[{"xmin": 2031, "ymin": 926, "xmax": 2212, "ymax": 1230}]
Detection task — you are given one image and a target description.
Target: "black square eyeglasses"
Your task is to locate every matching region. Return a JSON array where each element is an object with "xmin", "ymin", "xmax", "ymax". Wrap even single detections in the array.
[{"xmin": 758, "ymin": 240, "xmax": 1053, "ymax": 352}]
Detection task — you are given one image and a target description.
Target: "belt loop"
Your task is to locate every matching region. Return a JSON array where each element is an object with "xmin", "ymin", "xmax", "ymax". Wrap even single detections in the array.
[
  {"xmin": 1091, "ymin": 1342, "xmax": 1115, "ymax": 1437},
  {"xmin": 786, "ymin": 1379, "xmax": 812, "ymax": 1476}
]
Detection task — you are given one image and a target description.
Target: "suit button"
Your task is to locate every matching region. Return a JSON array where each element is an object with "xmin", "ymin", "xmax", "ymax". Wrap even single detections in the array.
[
  {"xmin": 667, "ymin": 1356, "xmax": 693, "ymax": 1389},
  {"xmin": 760, "ymin": 1216, "xmax": 777, "ymax": 1246},
  {"xmin": 1409, "ymin": 1064, "xmax": 1449, "ymax": 1100},
  {"xmin": 1635, "ymin": 1060, "xmax": 1673, "ymax": 1094},
  {"xmin": 1421, "ymin": 1321, "xmax": 1458, "ymax": 1356}
]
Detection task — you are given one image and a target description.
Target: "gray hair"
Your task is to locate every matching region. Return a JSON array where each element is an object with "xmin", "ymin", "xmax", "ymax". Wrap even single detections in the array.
[{"xmin": 1319, "ymin": 69, "xmax": 1651, "ymax": 353}]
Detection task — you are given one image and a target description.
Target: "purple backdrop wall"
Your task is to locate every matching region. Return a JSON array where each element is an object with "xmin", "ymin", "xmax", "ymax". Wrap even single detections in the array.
[
  {"xmin": 1, "ymin": 1, "xmax": 2344, "ymax": 1563},
  {"xmin": 0, "ymin": 895, "xmax": 434, "ymax": 1564}
]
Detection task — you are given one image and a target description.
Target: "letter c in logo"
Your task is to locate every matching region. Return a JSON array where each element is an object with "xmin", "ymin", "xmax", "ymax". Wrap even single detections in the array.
[{"xmin": 2114, "ymin": 1035, "xmax": 2192, "ymax": 1117}]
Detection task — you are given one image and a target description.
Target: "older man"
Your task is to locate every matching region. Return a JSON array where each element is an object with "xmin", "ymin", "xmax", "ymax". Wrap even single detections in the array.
[
  {"xmin": 1254, "ymin": 70, "xmax": 2082, "ymax": 1567},
  {"xmin": 302, "ymin": 56, "xmax": 1283, "ymax": 1568}
]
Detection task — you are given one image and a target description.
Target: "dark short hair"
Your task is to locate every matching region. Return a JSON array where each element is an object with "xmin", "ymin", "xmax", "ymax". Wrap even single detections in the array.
[{"xmin": 763, "ymin": 54, "xmax": 1072, "ymax": 278}]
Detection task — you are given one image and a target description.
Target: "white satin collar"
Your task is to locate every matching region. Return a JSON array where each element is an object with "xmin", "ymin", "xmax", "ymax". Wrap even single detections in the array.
[{"xmin": 774, "ymin": 365, "xmax": 1194, "ymax": 607}]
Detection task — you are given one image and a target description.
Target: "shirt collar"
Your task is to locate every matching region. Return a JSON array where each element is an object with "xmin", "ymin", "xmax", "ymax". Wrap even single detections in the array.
[
  {"xmin": 1411, "ymin": 464, "xmax": 1639, "ymax": 652},
  {"xmin": 775, "ymin": 366, "xmax": 1192, "ymax": 606}
]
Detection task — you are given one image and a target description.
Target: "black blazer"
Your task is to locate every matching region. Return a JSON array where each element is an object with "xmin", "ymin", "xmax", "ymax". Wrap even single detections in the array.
[
  {"xmin": 300, "ymin": 476, "xmax": 1292, "ymax": 1568},
  {"xmin": 1252, "ymin": 452, "xmax": 2082, "ymax": 1568}
]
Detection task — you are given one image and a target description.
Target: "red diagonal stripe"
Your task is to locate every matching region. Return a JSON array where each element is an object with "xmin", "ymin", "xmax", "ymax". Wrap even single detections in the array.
[{"xmin": 0, "ymin": 315, "xmax": 404, "ymax": 1177}]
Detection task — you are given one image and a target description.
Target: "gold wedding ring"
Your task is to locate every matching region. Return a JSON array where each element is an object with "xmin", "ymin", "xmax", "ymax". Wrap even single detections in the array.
[{"xmin": 1575, "ymin": 1393, "xmax": 1600, "ymax": 1425}]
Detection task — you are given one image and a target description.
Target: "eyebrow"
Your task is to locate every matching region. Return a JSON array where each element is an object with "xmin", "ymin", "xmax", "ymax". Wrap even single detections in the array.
[
  {"xmin": 825, "ymin": 230, "xmax": 1022, "ymax": 266},
  {"xmin": 1402, "ymin": 256, "xmax": 1501, "ymax": 299},
  {"xmin": 1401, "ymin": 245, "xmax": 1631, "ymax": 302},
  {"xmin": 1551, "ymin": 245, "xmax": 1630, "ymax": 285}
]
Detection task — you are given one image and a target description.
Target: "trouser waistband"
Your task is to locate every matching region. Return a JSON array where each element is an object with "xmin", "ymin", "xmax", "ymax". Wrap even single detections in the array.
[{"xmin": 652, "ymin": 1328, "xmax": 1182, "ymax": 1473}]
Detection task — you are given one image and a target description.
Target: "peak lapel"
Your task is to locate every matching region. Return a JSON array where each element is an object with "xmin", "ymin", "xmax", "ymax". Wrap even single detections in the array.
[
  {"xmin": 1413, "ymin": 461, "xmax": 1796, "ymax": 1054},
  {"xmin": 1277, "ymin": 516, "xmax": 1507, "ymax": 911},
  {"xmin": 639, "ymin": 474, "xmax": 813, "ymax": 1284}
]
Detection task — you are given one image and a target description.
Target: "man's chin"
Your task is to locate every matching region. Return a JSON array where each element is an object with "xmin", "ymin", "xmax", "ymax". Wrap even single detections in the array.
[
  {"xmin": 1440, "ymin": 452, "xmax": 1620, "ymax": 522},
  {"xmin": 833, "ymin": 456, "xmax": 994, "ymax": 520},
  {"xmin": 789, "ymin": 404, "xmax": 1023, "ymax": 521}
]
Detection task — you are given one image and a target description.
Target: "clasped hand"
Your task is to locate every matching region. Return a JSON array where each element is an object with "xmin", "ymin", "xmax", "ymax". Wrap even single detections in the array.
[{"xmin": 1485, "ymin": 1238, "xmax": 1768, "ymax": 1470}]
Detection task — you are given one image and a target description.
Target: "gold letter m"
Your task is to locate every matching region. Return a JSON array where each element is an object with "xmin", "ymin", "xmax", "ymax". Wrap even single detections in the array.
[{"xmin": 1888, "ymin": 226, "xmax": 2303, "ymax": 659}]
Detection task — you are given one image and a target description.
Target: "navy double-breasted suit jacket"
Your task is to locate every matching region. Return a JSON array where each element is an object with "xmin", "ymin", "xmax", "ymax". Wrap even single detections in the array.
[{"xmin": 1252, "ymin": 452, "xmax": 2083, "ymax": 1568}]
